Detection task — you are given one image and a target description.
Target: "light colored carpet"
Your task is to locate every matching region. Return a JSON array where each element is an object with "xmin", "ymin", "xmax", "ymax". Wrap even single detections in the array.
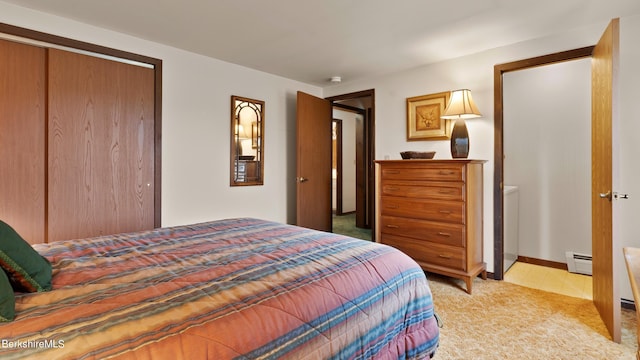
[{"xmin": 427, "ymin": 274, "xmax": 637, "ymax": 359}]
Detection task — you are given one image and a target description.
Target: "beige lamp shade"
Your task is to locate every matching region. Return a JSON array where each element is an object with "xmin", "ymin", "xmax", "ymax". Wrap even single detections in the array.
[
  {"xmin": 441, "ymin": 89, "xmax": 481, "ymax": 159},
  {"xmin": 236, "ymin": 124, "xmax": 250, "ymax": 139},
  {"xmin": 441, "ymin": 89, "xmax": 481, "ymax": 119}
]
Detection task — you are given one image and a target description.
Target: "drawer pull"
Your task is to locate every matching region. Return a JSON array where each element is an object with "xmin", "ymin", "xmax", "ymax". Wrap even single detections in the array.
[
  {"xmin": 439, "ymin": 210, "xmax": 452, "ymax": 214},
  {"xmin": 437, "ymin": 232, "xmax": 452, "ymax": 237},
  {"xmin": 439, "ymin": 171, "xmax": 455, "ymax": 175},
  {"xmin": 438, "ymin": 190, "xmax": 455, "ymax": 194},
  {"xmin": 438, "ymin": 254, "xmax": 452, "ymax": 259},
  {"xmin": 386, "ymin": 224, "xmax": 399, "ymax": 229},
  {"xmin": 385, "ymin": 170, "xmax": 400, "ymax": 174},
  {"xmin": 386, "ymin": 186, "xmax": 399, "ymax": 191},
  {"xmin": 387, "ymin": 205, "xmax": 399, "ymax": 209}
]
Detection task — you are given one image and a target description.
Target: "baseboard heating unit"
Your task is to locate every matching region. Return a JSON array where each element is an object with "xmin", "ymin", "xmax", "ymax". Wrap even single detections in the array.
[{"xmin": 565, "ymin": 251, "xmax": 592, "ymax": 276}]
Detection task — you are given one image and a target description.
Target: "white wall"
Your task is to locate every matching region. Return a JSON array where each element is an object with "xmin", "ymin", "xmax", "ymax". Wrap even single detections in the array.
[
  {"xmin": 3, "ymin": 1, "xmax": 639, "ymax": 301},
  {"xmin": 324, "ymin": 24, "xmax": 603, "ymax": 272},
  {"xmin": 0, "ymin": 1, "xmax": 321, "ymax": 227},
  {"xmin": 333, "ymin": 109, "xmax": 358, "ymax": 213},
  {"xmin": 324, "ymin": 18, "xmax": 638, "ymax": 300},
  {"xmin": 503, "ymin": 59, "xmax": 592, "ymax": 263},
  {"xmin": 617, "ymin": 15, "xmax": 640, "ymax": 301}
]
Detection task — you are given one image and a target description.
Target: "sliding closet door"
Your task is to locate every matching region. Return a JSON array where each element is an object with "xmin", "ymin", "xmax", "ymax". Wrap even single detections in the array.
[
  {"xmin": 0, "ymin": 39, "xmax": 46, "ymax": 244},
  {"xmin": 47, "ymin": 48, "xmax": 155, "ymax": 242}
]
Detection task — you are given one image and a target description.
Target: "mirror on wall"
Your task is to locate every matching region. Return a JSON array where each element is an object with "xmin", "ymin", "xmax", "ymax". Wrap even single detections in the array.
[{"xmin": 230, "ymin": 95, "xmax": 264, "ymax": 186}]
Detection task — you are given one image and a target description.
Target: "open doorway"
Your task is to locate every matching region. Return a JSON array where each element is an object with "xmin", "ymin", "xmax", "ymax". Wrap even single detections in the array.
[
  {"xmin": 493, "ymin": 47, "xmax": 594, "ymax": 280},
  {"xmin": 503, "ymin": 57, "xmax": 592, "ymax": 274},
  {"xmin": 327, "ymin": 89, "xmax": 375, "ymax": 241}
]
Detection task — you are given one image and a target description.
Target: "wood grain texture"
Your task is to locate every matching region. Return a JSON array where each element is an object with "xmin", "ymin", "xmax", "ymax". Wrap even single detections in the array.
[
  {"xmin": 332, "ymin": 119, "xmax": 343, "ymax": 215},
  {"xmin": 47, "ymin": 48, "xmax": 155, "ymax": 242},
  {"xmin": 0, "ymin": 39, "xmax": 46, "ymax": 244},
  {"xmin": 375, "ymin": 160, "xmax": 487, "ymax": 293},
  {"xmin": 355, "ymin": 116, "xmax": 366, "ymax": 228},
  {"xmin": 591, "ymin": 18, "xmax": 620, "ymax": 342},
  {"xmin": 296, "ymin": 91, "xmax": 332, "ymax": 231},
  {"xmin": 0, "ymin": 23, "xmax": 162, "ymax": 230}
]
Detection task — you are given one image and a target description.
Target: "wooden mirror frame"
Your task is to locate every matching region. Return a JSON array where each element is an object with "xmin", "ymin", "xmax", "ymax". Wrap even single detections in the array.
[{"xmin": 230, "ymin": 95, "xmax": 264, "ymax": 186}]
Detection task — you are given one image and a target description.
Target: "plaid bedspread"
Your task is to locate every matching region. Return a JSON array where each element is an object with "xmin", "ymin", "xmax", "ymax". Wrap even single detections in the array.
[{"xmin": 0, "ymin": 218, "xmax": 439, "ymax": 359}]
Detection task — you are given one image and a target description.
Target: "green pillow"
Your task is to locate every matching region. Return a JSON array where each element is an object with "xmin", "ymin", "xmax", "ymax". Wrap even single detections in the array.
[
  {"xmin": 0, "ymin": 269, "xmax": 15, "ymax": 321},
  {"xmin": 0, "ymin": 220, "xmax": 52, "ymax": 292}
]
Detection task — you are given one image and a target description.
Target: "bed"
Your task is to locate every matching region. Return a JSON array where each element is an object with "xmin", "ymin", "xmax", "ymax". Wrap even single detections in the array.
[{"xmin": 0, "ymin": 218, "xmax": 439, "ymax": 359}]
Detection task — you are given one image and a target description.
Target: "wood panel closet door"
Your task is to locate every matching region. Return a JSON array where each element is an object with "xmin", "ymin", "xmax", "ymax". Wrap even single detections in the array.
[
  {"xmin": 0, "ymin": 39, "xmax": 46, "ymax": 244},
  {"xmin": 47, "ymin": 49, "xmax": 155, "ymax": 242}
]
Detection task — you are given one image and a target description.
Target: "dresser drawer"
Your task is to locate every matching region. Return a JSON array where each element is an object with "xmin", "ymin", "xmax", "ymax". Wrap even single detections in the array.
[
  {"xmin": 376, "ymin": 160, "xmax": 485, "ymax": 293},
  {"xmin": 381, "ymin": 233, "xmax": 465, "ymax": 271},
  {"xmin": 381, "ymin": 180, "xmax": 464, "ymax": 201},
  {"xmin": 380, "ymin": 215, "xmax": 465, "ymax": 247},
  {"xmin": 380, "ymin": 196, "xmax": 464, "ymax": 224},
  {"xmin": 381, "ymin": 165, "xmax": 463, "ymax": 182}
]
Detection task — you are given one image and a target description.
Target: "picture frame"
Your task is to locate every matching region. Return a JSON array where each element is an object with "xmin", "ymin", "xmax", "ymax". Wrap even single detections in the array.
[{"xmin": 406, "ymin": 91, "xmax": 451, "ymax": 140}]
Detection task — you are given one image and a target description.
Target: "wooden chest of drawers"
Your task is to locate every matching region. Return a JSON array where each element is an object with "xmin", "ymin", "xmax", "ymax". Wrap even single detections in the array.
[{"xmin": 375, "ymin": 159, "xmax": 486, "ymax": 293}]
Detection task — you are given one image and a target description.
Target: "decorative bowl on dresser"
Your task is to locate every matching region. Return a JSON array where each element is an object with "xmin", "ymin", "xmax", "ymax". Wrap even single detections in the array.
[
  {"xmin": 399, "ymin": 151, "xmax": 436, "ymax": 159},
  {"xmin": 375, "ymin": 159, "xmax": 487, "ymax": 294}
]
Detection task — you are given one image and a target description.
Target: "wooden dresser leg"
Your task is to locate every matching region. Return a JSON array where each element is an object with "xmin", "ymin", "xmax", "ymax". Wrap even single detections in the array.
[{"xmin": 465, "ymin": 277, "xmax": 472, "ymax": 294}]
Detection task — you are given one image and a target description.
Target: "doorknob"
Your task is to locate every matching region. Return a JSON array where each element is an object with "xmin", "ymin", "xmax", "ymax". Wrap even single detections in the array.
[
  {"xmin": 297, "ymin": 177, "xmax": 308, "ymax": 183},
  {"xmin": 599, "ymin": 191, "xmax": 612, "ymax": 201}
]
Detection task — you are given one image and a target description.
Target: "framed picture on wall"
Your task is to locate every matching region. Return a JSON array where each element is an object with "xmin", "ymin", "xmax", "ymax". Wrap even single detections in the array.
[{"xmin": 406, "ymin": 91, "xmax": 451, "ymax": 140}]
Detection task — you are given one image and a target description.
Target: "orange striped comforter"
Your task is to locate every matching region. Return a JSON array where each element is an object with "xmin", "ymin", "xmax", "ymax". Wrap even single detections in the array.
[{"xmin": 0, "ymin": 218, "xmax": 439, "ymax": 359}]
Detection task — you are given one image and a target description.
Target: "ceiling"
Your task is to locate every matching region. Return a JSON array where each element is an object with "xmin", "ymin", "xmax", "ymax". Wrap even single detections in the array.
[{"xmin": 4, "ymin": 0, "xmax": 640, "ymax": 86}]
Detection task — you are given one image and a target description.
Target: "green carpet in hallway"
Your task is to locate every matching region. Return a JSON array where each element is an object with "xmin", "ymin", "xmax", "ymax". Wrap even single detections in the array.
[{"xmin": 332, "ymin": 213, "xmax": 372, "ymax": 241}]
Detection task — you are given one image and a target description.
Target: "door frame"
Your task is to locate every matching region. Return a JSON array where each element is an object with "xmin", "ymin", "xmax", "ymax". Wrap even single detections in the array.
[
  {"xmin": 326, "ymin": 89, "xmax": 376, "ymax": 237},
  {"xmin": 493, "ymin": 46, "xmax": 594, "ymax": 279},
  {"xmin": 0, "ymin": 22, "xmax": 163, "ymax": 228},
  {"xmin": 332, "ymin": 103, "xmax": 367, "ymax": 220},
  {"xmin": 332, "ymin": 119, "xmax": 344, "ymax": 215}
]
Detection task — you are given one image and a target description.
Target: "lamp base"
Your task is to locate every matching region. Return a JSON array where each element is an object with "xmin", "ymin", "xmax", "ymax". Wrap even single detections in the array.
[{"xmin": 450, "ymin": 119, "xmax": 469, "ymax": 159}]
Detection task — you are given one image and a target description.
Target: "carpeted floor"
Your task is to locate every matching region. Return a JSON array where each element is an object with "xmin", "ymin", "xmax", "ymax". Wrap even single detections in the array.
[
  {"xmin": 427, "ymin": 273, "xmax": 637, "ymax": 359},
  {"xmin": 332, "ymin": 213, "xmax": 372, "ymax": 241}
]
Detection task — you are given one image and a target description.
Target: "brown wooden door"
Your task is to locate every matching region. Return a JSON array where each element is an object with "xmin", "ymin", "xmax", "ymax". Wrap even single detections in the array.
[
  {"xmin": 47, "ymin": 48, "xmax": 155, "ymax": 242},
  {"xmin": 591, "ymin": 18, "xmax": 620, "ymax": 342},
  {"xmin": 0, "ymin": 39, "xmax": 46, "ymax": 244},
  {"xmin": 296, "ymin": 91, "xmax": 332, "ymax": 231}
]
